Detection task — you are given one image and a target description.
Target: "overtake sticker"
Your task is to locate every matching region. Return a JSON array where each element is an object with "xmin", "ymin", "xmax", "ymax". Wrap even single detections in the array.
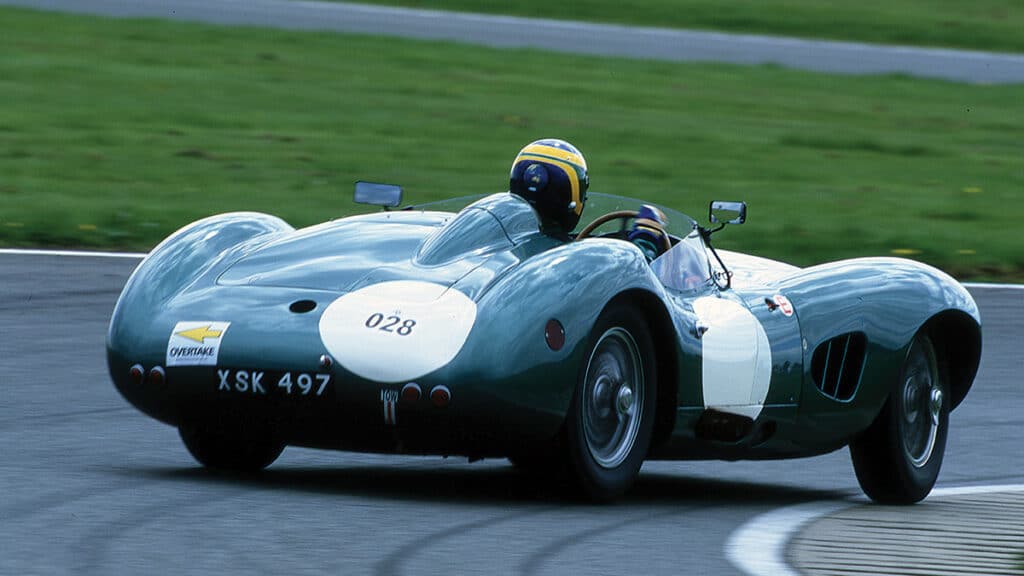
[{"xmin": 166, "ymin": 321, "xmax": 231, "ymax": 367}]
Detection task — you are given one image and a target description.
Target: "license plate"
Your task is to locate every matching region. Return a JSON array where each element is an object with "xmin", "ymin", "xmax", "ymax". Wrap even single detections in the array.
[{"xmin": 216, "ymin": 368, "xmax": 332, "ymax": 398}]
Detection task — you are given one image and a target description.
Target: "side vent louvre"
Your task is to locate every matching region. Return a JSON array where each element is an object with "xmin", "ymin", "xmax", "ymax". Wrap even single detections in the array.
[{"xmin": 811, "ymin": 332, "xmax": 867, "ymax": 401}]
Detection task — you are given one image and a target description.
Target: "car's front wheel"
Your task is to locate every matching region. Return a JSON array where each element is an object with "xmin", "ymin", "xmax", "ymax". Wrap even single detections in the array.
[
  {"xmin": 179, "ymin": 421, "xmax": 284, "ymax": 472},
  {"xmin": 565, "ymin": 303, "xmax": 656, "ymax": 502},
  {"xmin": 850, "ymin": 333, "xmax": 949, "ymax": 504}
]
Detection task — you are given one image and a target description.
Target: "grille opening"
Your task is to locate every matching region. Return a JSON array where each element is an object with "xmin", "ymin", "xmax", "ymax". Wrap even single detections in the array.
[
  {"xmin": 289, "ymin": 300, "xmax": 317, "ymax": 314},
  {"xmin": 811, "ymin": 332, "xmax": 867, "ymax": 401}
]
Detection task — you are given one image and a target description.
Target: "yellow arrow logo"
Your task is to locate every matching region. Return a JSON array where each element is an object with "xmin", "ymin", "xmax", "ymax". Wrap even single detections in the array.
[{"xmin": 175, "ymin": 325, "xmax": 223, "ymax": 343}]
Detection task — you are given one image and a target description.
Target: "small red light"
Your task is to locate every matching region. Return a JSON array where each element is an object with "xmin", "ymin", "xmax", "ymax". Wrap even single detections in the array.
[
  {"xmin": 129, "ymin": 364, "xmax": 145, "ymax": 384},
  {"xmin": 401, "ymin": 383, "xmax": 422, "ymax": 404},
  {"xmin": 545, "ymin": 319, "xmax": 565, "ymax": 351},
  {"xmin": 430, "ymin": 385, "xmax": 451, "ymax": 408},
  {"xmin": 319, "ymin": 354, "xmax": 333, "ymax": 368},
  {"xmin": 148, "ymin": 366, "xmax": 166, "ymax": 386}
]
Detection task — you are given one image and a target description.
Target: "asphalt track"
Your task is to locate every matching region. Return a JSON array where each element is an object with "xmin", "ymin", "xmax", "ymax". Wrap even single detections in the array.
[
  {"xmin": 3, "ymin": 0, "xmax": 1024, "ymax": 83},
  {"xmin": 1, "ymin": 251, "xmax": 1021, "ymax": 575}
]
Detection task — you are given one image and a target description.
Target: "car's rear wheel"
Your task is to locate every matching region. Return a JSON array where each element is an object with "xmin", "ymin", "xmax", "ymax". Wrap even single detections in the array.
[
  {"xmin": 850, "ymin": 333, "xmax": 948, "ymax": 504},
  {"xmin": 179, "ymin": 421, "xmax": 284, "ymax": 472},
  {"xmin": 566, "ymin": 303, "xmax": 656, "ymax": 501}
]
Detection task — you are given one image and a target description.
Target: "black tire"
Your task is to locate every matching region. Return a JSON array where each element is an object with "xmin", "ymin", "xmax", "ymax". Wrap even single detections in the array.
[
  {"xmin": 179, "ymin": 421, "xmax": 284, "ymax": 472},
  {"xmin": 850, "ymin": 333, "xmax": 949, "ymax": 504},
  {"xmin": 565, "ymin": 303, "xmax": 657, "ymax": 502}
]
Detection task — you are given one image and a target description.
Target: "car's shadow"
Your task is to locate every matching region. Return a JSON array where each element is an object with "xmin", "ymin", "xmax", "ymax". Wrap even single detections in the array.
[{"xmin": 121, "ymin": 458, "xmax": 853, "ymax": 507}]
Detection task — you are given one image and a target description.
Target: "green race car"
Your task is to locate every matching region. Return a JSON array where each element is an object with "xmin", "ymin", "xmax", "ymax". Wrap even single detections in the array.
[{"xmin": 108, "ymin": 185, "xmax": 980, "ymax": 503}]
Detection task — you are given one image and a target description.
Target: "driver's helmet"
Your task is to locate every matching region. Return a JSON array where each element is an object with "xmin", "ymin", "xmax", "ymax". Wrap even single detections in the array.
[{"xmin": 509, "ymin": 138, "xmax": 589, "ymax": 232}]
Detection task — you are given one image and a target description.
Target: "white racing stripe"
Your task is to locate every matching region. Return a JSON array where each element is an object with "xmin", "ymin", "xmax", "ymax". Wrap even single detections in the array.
[
  {"xmin": 693, "ymin": 296, "xmax": 773, "ymax": 419},
  {"xmin": 726, "ymin": 483, "xmax": 1024, "ymax": 576}
]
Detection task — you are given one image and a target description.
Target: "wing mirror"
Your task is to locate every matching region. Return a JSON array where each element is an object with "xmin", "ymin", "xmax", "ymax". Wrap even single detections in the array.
[
  {"xmin": 709, "ymin": 200, "xmax": 746, "ymax": 225},
  {"xmin": 354, "ymin": 181, "xmax": 403, "ymax": 209},
  {"xmin": 702, "ymin": 200, "xmax": 746, "ymax": 291}
]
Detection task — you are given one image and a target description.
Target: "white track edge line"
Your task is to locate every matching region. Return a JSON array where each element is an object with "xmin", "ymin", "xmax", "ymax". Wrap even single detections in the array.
[
  {"xmin": 0, "ymin": 248, "xmax": 147, "ymax": 259},
  {"xmin": 726, "ymin": 483, "xmax": 1024, "ymax": 576},
  {"xmin": 963, "ymin": 282, "xmax": 1024, "ymax": 290},
  {"xmin": 1, "ymin": 249, "xmax": 1022, "ymax": 290},
  {"xmin": 726, "ymin": 500, "xmax": 853, "ymax": 576}
]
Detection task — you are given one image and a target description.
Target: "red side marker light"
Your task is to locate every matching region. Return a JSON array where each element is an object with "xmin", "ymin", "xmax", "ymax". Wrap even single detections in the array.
[
  {"xmin": 401, "ymin": 382, "xmax": 422, "ymax": 404},
  {"xmin": 129, "ymin": 364, "xmax": 145, "ymax": 384},
  {"xmin": 148, "ymin": 366, "xmax": 166, "ymax": 386},
  {"xmin": 430, "ymin": 385, "xmax": 451, "ymax": 408},
  {"xmin": 545, "ymin": 319, "xmax": 565, "ymax": 351}
]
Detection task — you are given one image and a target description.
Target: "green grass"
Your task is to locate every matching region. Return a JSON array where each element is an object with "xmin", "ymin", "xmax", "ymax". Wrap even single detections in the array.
[
  {"xmin": 1, "ymin": 7, "xmax": 1023, "ymax": 280},
  {"xmin": 337, "ymin": 0, "xmax": 1024, "ymax": 53}
]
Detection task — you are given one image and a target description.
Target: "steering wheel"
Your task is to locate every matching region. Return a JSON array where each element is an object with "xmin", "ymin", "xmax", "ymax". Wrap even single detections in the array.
[{"xmin": 576, "ymin": 210, "xmax": 672, "ymax": 252}]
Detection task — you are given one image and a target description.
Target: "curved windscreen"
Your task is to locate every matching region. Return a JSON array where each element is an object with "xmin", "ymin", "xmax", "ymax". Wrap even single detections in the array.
[
  {"xmin": 650, "ymin": 227, "xmax": 713, "ymax": 292},
  {"xmin": 579, "ymin": 193, "xmax": 697, "ymax": 238},
  {"xmin": 411, "ymin": 192, "xmax": 698, "ymax": 239}
]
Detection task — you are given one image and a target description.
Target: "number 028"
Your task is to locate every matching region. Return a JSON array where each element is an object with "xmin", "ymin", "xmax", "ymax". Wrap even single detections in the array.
[{"xmin": 365, "ymin": 313, "xmax": 416, "ymax": 336}]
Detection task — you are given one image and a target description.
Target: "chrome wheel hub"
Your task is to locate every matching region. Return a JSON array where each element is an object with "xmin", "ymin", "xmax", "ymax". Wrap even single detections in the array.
[
  {"xmin": 617, "ymin": 386, "xmax": 634, "ymax": 415},
  {"xmin": 900, "ymin": 339, "xmax": 942, "ymax": 468},
  {"xmin": 582, "ymin": 327, "xmax": 644, "ymax": 469},
  {"xmin": 930, "ymin": 387, "xmax": 944, "ymax": 426}
]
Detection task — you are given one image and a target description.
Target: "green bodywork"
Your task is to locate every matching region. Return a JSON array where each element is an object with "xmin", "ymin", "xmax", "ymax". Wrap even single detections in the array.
[{"xmin": 108, "ymin": 193, "xmax": 981, "ymax": 460}]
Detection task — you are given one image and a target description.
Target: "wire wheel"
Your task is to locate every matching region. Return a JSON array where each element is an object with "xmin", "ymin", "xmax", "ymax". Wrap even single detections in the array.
[
  {"xmin": 899, "ymin": 337, "xmax": 943, "ymax": 468},
  {"xmin": 582, "ymin": 327, "xmax": 645, "ymax": 469},
  {"xmin": 850, "ymin": 332, "xmax": 949, "ymax": 504},
  {"xmin": 566, "ymin": 303, "xmax": 657, "ymax": 501}
]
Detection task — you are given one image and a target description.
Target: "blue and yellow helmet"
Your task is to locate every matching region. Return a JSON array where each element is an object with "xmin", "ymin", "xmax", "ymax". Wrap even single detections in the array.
[{"xmin": 509, "ymin": 138, "xmax": 589, "ymax": 231}]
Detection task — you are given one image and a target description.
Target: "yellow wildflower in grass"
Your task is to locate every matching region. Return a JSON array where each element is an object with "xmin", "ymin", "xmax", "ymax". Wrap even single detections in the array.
[
  {"xmin": 78, "ymin": 224, "xmax": 98, "ymax": 231},
  {"xmin": 962, "ymin": 186, "xmax": 983, "ymax": 194},
  {"xmin": 891, "ymin": 248, "xmax": 921, "ymax": 255},
  {"xmin": 956, "ymin": 249, "xmax": 977, "ymax": 255}
]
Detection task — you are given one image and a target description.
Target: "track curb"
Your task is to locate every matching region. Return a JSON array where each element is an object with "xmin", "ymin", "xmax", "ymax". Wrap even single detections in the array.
[{"xmin": 728, "ymin": 485, "xmax": 1024, "ymax": 576}]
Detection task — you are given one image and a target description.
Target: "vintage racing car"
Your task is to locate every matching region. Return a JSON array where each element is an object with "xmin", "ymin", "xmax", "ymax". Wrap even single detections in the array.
[{"xmin": 107, "ymin": 184, "xmax": 981, "ymax": 503}]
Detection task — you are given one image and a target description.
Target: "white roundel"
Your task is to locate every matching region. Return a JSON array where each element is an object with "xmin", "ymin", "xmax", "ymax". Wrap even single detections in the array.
[
  {"xmin": 693, "ymin": 296, "xmax": 772, "ymax": 420},
  {"xmin": 318, "ymin": 281, "xmax": 477, "ymax": 383}
]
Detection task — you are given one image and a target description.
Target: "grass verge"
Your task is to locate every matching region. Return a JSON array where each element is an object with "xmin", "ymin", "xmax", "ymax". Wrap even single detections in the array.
[
  {"xmin": 1, "ymin": 7, "xmax": 1022, "ymax": 280},
  {"xmin": 332, "ymin": 0, "xmax": 1024, "ymax": 53}
]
